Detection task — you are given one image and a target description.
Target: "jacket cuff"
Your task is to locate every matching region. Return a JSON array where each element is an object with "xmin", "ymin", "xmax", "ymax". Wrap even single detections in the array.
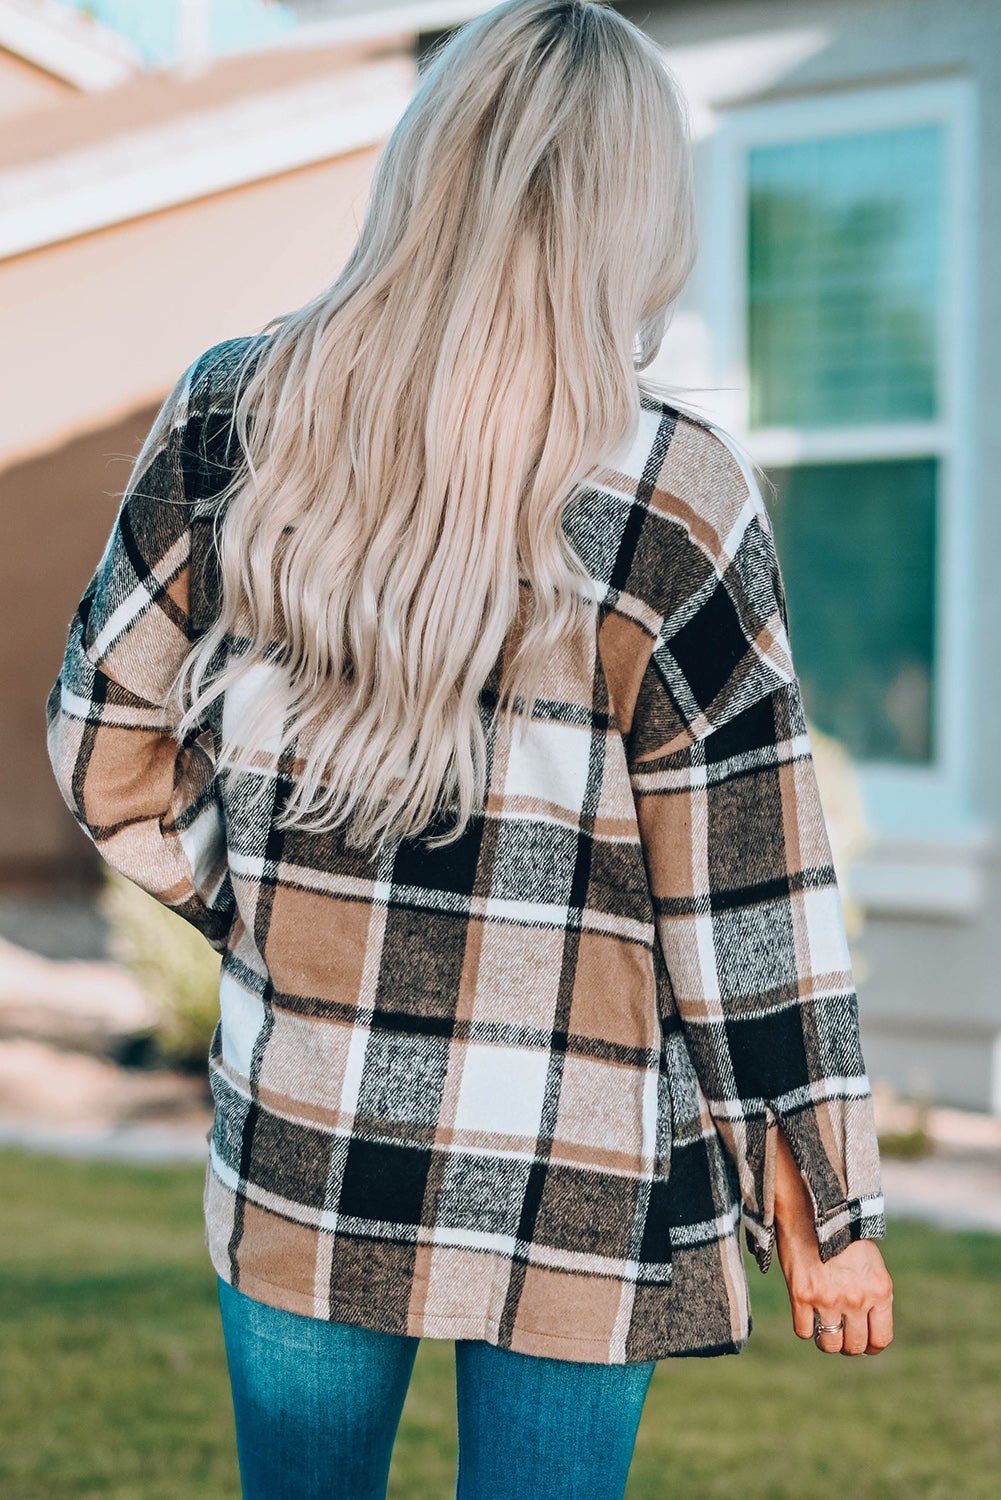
[
  {"xmin": 743, "ymin": 1190, "xmax": 887, "ymax": 1274},
  {"xmin": 813, "ymin": 1193, "xmax": 888, "ymax": 1260},
  {"xmin": 738, "ymin": 1101, "xmax": 887, "ymax": 1274}
]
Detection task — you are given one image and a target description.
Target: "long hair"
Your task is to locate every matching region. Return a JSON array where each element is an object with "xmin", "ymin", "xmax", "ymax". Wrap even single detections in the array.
[{"xmin": 173, "ymin": 0, "xmax": 697, "ymax": 855}]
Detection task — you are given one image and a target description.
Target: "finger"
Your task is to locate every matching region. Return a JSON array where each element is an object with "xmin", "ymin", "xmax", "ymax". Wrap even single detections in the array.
[
  {"xmin": 792, "ymin": 1299, "xmax": 816, "ymax": 1340},
  {"xmin": 812, "ymin": 1308, "xmax": 844, "ymax": 1355},
  {"xmin": 866, "ymin": 1300, "xmax": 894, "ymax": 1354},
  {"xmin": 840, "ymin": 1309, "xmax": 868, "ymax": 1356}
]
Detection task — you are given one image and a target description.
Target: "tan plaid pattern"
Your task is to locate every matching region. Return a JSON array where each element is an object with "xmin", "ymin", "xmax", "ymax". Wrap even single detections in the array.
[{"xmin": 46, "ymin": 338, "xmax": 885, "ymax": 1364}]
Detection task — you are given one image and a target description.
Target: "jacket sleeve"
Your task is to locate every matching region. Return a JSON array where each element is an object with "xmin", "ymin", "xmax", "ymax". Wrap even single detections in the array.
[
  {"xmin": 627, "ymin": 467, "xmax": 886, "ymax": 1274},
  {"xmin": 45, "ymin": 361, "xmax": 236, "ymax": 954}
]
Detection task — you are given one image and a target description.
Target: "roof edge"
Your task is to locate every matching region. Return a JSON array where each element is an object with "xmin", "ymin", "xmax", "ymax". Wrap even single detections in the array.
[
  {"xmin": 0, "ymin": 0, "xmax": 143, "ymax": 91},
  {"xmin": 0, "ymin": 54, "xmax": 416, "ymax": 261},
  {"xmin": 282, "ymin": 2, "xmax": 495, "ymax": 50}
]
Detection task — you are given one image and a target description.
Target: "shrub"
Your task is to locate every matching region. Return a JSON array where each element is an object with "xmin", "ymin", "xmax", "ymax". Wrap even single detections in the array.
[
  {"xmin": 807, "ymin": 717, "xmax": 870, "ymax": 960},
  {"xmin": 99, "ymin": 867, "xmax": 221, "ymax": 1072}
]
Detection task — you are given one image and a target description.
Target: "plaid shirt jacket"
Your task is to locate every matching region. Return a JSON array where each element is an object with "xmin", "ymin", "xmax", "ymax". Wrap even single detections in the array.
[{"xmin": 46, "ymin": 338, "xmax": 886, "ymax": 1364}]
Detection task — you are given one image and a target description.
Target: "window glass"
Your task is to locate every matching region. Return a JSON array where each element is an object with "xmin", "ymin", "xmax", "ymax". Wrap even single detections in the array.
[
  {"xmin": 766, "ymin": 459, "xmax": 937, "ymax": 763},
  {"xmin": 748, "ymin": 125, "xmax": 944, "ymax": 427}
]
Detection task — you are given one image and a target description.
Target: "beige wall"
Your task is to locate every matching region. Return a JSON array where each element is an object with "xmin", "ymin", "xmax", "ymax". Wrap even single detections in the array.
[{"xmin": 0, "ymin": 144, "xmax": 381, "ymax": 468}]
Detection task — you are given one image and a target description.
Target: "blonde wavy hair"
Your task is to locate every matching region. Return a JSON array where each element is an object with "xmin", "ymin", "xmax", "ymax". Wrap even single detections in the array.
[{"xmin": 174, "ymin": 0, "xmax": 696, "ymax": 854}]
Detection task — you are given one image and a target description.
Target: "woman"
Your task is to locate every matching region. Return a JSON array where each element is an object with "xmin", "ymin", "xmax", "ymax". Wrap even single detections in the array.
[{"xmin": 46, "ymin": 2, "xmax": 893, "ymax": 1496}]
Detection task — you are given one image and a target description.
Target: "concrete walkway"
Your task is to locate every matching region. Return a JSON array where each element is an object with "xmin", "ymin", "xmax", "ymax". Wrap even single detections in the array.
[
  {"xmin": 879, "ymin": 1150, "xmax": 1001, "ymax": 1233},
  {"xmin": 0, "ymin": 1117, "xmax": 211, "ymax": 1165}
]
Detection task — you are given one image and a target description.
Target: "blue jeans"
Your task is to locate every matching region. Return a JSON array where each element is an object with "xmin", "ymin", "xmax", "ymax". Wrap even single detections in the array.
[{"xmin": 217, "ymin": 1275, "xmax": 655, "ymax": 1499}]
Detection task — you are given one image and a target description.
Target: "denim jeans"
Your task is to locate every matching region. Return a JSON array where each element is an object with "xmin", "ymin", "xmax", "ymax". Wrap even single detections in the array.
[{"xmin": 216, "ymin": 1275, "xmax": 655, "ymax": 1499}]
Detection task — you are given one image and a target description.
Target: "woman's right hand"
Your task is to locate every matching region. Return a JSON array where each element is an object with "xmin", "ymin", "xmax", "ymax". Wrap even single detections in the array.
[
  {"xmin": 771, "ymin": 1119, "xmax": 894, "ymax": 1355},
  {"xmin": 777, "ymin": 1229, "xmax": 894, "ymax": 1356}
]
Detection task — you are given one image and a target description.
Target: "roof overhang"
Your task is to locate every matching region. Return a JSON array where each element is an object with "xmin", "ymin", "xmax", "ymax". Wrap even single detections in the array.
[
  {"xmin": 0, "ymin": 0, "xmax": 142, "ymax": 91},
  {"xmin": 285, "ymin": 3, "xmax": 496, "ymax": 49},
  {"xmin": 0, "ymin": 51, "xmax": 416, "ymax": 260}
]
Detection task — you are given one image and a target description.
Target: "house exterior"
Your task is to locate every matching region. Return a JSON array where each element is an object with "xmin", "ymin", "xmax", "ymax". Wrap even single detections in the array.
[
  {"xmin": 617, "ymin": 0, "xmax": 1001, "ymax": 1115},
  {"xmin": 3, "ymin": 0, "xmax": 998, "ymax": 1114}
]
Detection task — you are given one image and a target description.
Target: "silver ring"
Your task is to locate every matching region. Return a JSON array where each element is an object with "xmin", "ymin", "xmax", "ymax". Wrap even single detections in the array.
[{"xmin": 814, "ymin": 1315, "xmax": 845, "ymax": 1336}]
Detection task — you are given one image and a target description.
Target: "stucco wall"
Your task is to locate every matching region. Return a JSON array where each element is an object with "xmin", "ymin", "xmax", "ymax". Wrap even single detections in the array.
[{"xmin": 0, "ymin": 144, "xmax": 380, "ymax": 469}]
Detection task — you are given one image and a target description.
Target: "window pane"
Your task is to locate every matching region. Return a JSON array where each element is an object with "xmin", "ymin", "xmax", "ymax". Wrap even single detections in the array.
[
  {"xmin": 748, "ymin": 125, "xmax": 944, "ymax": 427},
  {"xmin": 766, "ymin": 459, "xmax": 936, "ymax": 763}
]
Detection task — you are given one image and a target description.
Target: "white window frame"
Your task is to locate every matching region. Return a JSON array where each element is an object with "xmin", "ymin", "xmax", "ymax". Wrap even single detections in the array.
[{"xmin": 701, "ymin": 77, "xmax": 978, "ymax": 843}]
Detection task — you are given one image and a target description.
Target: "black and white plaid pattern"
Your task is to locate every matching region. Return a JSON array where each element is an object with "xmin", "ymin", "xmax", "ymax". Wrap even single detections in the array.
[{"xmin": 46, "ymin": 337, "xmax": 886, "ymax": 1364}]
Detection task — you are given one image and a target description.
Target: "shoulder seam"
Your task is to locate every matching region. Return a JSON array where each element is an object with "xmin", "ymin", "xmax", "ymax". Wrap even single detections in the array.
[{"xmin": 187, "ymin": 333, "xmax": 271, "ymax": 411}]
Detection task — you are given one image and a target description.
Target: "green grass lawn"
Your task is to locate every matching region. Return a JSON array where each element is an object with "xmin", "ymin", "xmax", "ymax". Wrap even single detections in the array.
[{"xmin": 0, "ymin": 1146, "xmax": 998, "ymax": 1499}]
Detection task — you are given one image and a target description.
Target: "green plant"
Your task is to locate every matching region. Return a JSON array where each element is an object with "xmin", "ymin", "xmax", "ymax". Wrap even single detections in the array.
[
  {"xmin": 877, "ymin": 1125, "xmax": 934, "ymax": 1159},
  {"xmin": 99, "ymin": 868, "xmax": 221, "ymax": 1071},
  {"xmin": 877, "ymin": 1093, "xmax": 934, "ymax": 1159},
  {"xmin": 807, "ymin": 718, "xmax": 871, "ymax": 954}
]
